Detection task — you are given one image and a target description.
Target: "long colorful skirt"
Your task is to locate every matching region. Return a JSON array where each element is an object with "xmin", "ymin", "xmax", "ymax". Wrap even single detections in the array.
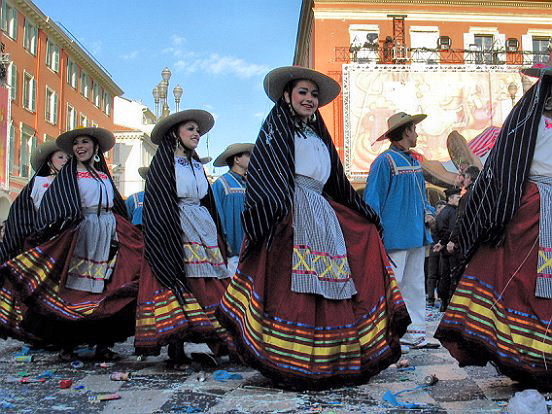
[
  {"xmin": 219, "ymin": 200, "xmax": 410, "ymax": 387},
  {"xmin": 1, "ymin": 214, "xmax": 141, "ymax": 348},
  {"xmin": 0, "ymin": 278, "xmax": 38, "ymax": 343},
  {"xmin": 134, "ymin": 201, "xmax": 234, "ymax": 356},
  {"xmin": 435, "ymin": 182, "xmax": 552, "ymax": 388}
]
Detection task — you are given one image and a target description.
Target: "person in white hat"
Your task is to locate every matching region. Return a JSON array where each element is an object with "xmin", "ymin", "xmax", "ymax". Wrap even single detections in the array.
[
  {"xmin": 219, "ymin": 66, "xmax": 410, "ymax": 387},
  {"xmin": 211, "ymin": 143, "xmax": 254, "ymax": 257},
  {"xmin": 0, "ymin": 140, "xmax": 67, "ymax": 343},
  {"xmin": 2, "ymin": 127, "xmax": 145, "ymax": 363},
  {"xmin": 135, "ymin": 110, "xmax": 235, "ymax": 370},
  {"xmin": 435, "ymin": 59, "xmax": 552, "ymax": 387},
  {"xmin": 364, "ymin": 112, "xmax": 439, "ymax": 351}
]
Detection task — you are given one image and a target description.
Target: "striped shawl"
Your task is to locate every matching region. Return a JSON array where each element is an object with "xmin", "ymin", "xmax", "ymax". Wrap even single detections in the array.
[
  {"xmin": 456, "ymin": 76, "xmax": 552, "ymax": 269},
  {"xmin": 143, "ymin": 133, "xmax": 226, "ymax": 305},
  {"xmin": 241, "ymin": 99, "xmax": 382, "ymax": 257}
]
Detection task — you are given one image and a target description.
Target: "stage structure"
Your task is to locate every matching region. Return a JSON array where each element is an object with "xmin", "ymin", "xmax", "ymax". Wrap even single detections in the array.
[{"xmin": 342, "ymin": 64, "xmax": 527, "ymax": 184}]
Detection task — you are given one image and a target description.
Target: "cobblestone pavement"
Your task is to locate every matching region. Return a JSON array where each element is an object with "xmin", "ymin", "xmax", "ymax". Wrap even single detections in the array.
[{"xmin": 1, "ymin": 306, "xmax": 550, "ymax": 413}]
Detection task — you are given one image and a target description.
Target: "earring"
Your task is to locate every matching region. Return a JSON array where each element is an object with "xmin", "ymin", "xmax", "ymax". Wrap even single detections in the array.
[
  {"xmin": 93, "ymin": 154, "xmax": 100, "ymax": 163},
  {"xmin": 310, "ymin": 113, "xmax": 317, "ymax": 123},
  {"xmin": 544, "ymin": 96, "xmax": 552, "ymax": 111}
]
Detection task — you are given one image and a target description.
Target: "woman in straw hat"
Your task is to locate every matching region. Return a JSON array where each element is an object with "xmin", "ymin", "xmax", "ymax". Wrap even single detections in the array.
[
  {"xmin": 1, "ymin": 127, "xmax": 144, "ymax": 362},
  {"xmin": 0, "ymin": 141, "xmax": 67, "ymax": 342},
  {"xmin": 134, "ymin": 110, "xmax": 235, "ymax": 369},
  {"xmin": 218, "ymin": 66, "xmax": 409, "ymax": 387},
  {"xmin": 435, "ymin": 63, "xmax": 552, "ymax": 387}
]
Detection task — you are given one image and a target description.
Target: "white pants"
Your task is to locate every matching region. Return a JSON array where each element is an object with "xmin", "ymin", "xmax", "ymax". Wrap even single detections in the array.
[{"xmin": 389, "ymin": 247, "xmax": 426, "ymax": 345}]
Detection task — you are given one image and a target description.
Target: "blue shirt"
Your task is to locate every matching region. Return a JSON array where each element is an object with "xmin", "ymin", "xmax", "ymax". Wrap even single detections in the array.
[
  {"xmin": 363, "ymin": 146, "xmax": 434, "ymax": 251},
  {"xmin": 125, "ymin": 191, "xmax": 144, "ymax": 226},
  {"xmin": 212, "ymin": 171, "xmax": 246, "ymax": 256}
]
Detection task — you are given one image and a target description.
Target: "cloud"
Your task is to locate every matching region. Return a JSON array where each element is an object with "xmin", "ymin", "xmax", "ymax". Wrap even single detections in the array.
[
  {"xmin": 122, "ymin": 50, "xmax": 139, "ymax": 60},
  {"xmin": 88, "ymin": 40, "xmax": 103, "ymax": 56},
  {"xmin": 175, "ymin": 53, "xmax": 268, "ymax": 79},
  {"xmin": 171, "ymin": 34, "xmax": 185, "ymax": 46},
  {"xmin": 253, "ymin": 112, "xmax": 265, "ymax": 119}
]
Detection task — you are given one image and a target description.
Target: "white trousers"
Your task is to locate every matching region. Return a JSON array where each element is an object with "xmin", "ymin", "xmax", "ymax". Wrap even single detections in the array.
[{"xmin": 389, "ymin": 247, "xmax": 427, "ymax": 345}]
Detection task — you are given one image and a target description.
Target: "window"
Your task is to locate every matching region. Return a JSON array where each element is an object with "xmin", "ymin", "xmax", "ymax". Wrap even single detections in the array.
[
  {"xmin": 45, "ymin": 86, "xmax": 58, "ymax": 125},
  {"xmin": 92, "ymin": 82, "xmax": 100, "ymax": 107},
  {"xmin": 66, "ymin": 104, "xmax": 77, "ymax": 131},
  {"xmin": 45, "ymin": 39, "xmax": 60, "ymax": 72},
  {"xmin": 44, "ymin": 134, "xmax": 55, "ymax": 142},
  {"xmin": 1, "ymin": 1, "xmax": 17, "ymax": 40},
  {"xmin": 533, "ymin": 37, "xmax": 551, "ymax": 64},
  {"xmin": 67, "ymin": 59, "xmax": 78, "ymax": 89},
  {"xmin": 23, "ymin": 18, "xmax": 38, "ymax": 55},
  {"xmin": 102, "ymin": 91, "xmax": 111, "ymax": 115},
  {"xmin": 410, "ymin": 26, "xmax": 440, "ymax": 64},
  {"xmin": 349, "ymin": 25, "xmax": 380, "ymax": 63},
  {"xmin": 79, "ymin": 113, "xmax": 88, "ymax": 127},
  {"xmin": 20, "ymin": 124, "xmax": 36, "ymax": 178},
  {"xmin": 7, "ymin": 62, "xmax": 16, "ymax": 101},
  {"xmin": 474, "ymin": 35, "xmax": 494, "ymax": 64},
  {"xmin": 80, "ymin": 71, "xmax": 90, "ymax": 98},
  {"xmin": 22, "ymin": 71, "xmax": 36, "ymax": 112},
  {"xmin": 8, "ymin": 122, "xmax": 16, "ymax": 174},
  {"xmin": 90, "ymin": 120, "xmax": 98, "ymax": 128}
]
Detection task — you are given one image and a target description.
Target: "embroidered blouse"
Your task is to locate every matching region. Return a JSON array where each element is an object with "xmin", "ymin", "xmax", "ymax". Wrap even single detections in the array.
[
  {"xmin": 77, "ymin": 170, "xmax": 114, "ymax": 209},
  {"xmin": 529, "ymin": 115, "xmax": 552, "ymax": 177},
  {"xmin": 175, "ymin": 156, "xmax": 208, "ymax": 200}
]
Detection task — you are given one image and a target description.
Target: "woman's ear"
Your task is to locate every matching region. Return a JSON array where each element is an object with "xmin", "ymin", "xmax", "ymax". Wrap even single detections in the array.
[{"xmin": 283, "ymin": 91, "xmax": 291, "ymax": 104}]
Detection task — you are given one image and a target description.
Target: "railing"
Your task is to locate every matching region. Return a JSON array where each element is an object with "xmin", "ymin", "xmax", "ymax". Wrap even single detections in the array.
[{"xmin": 335, "ymin": 46, "xmax": 549, "ymax": 66}]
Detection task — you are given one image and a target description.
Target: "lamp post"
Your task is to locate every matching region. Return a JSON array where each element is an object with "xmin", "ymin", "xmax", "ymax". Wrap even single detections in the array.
[
  {"xmin": 507, "ymin": 82, "xmax": 518, "ymax": 106},
  {"xmin": 152, "ymin": 67, "xmax": 183, "ymax": 120}
]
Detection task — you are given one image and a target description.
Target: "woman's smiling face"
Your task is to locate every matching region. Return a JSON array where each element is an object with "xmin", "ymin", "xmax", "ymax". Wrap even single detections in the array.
[{"xmin": 285, "ymin": 79, "xmax": 319, "ymax": 121}]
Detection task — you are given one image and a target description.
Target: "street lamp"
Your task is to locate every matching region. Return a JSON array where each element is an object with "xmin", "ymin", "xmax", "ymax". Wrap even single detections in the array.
[
  {"xmin": 507, "ymin": 82, "xmax": 518, "ymax": 106},
  {"xmin": 152, "ymin": 86, "xmax": 160, "ymax": 118},
  {"xmin": 173, "ymin": 85, "xmax": 183, "ymax": 112}
]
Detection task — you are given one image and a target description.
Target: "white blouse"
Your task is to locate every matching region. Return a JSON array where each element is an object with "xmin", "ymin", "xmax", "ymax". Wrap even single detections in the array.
[
  {"xmin": 77, "ymin": 171, "xmax": 114, "ymax": 209},
  {"xmin": 529, "ymin": 115, "xmax": 552, "ymax": 177},
  {"xmin": 30, "ymin": 176, "xmax": 54, "ymax": 210},
  {"xmin": 175, "ymin": 156, "xmax": 209, "ymax": 200},
  {"xmin": 294, "ymin": 127, "xmax": 331, "ymax": 184}
]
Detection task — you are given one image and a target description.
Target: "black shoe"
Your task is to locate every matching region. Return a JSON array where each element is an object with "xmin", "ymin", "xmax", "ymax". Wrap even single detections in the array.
[{"xmin": 439, "ymin": 302, "xmax": 448, "ymax": 312}]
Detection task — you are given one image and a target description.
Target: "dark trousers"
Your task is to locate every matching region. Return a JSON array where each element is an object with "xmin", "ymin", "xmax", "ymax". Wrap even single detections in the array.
[
  {"xmin": 438, "ymin": 253, "xmax": 459, "ymax": 306},
  {"xmin": 426, "ymin": 253, "xmax": 440, "ymax": 302}
]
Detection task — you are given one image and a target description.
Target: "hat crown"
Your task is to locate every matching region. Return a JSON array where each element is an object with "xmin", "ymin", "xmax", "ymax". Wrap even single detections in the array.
[{"xmin": 388, "ymin": 112, "xmax": 410, "ymax": 129}]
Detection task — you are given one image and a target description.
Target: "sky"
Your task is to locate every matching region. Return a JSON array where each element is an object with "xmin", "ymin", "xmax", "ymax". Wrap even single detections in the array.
[{"xmin": 33, "ymin": 0, "xmax": 303, "ymax": 174}]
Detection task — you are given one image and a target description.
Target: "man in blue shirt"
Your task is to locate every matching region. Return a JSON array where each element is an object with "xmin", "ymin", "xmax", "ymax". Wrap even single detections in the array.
[
  {"xmin": 364, "ymin": 112, "xmax": 437, "ymax": 350},
  {"xmin": 212, "ymin": 143, "xmax": 254, "ymax": 257},
  {"xmin": 126, "ymin": 167, "xmax": 148, "ymax": 229}
]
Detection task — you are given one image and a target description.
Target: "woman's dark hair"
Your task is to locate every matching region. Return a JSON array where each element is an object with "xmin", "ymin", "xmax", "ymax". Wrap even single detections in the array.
[
  {"xmin": 225, "ymin": 151, "xmax": 249, "ymax": 168},
  {"xmin": 35, "ymin": 152, "xmax": 57, "ymax": 177},
  {"xmin": 387, "ymin": 121, "xmax": 414, "ymax": 142},
  {"xmin": 166, "ymin": 125, "xmax": 200, "ymax": 162}
]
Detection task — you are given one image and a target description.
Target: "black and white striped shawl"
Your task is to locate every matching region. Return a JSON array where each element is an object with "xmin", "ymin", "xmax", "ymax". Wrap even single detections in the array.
[
  {"xmin": 456, "ymin": 75, "xmax": 552, "ymax": 268},
  {"xmin": 35, "ymin": 154, "xmax": 127, "ymax": 240},
  {"xmin": 241, "ymin": 99, "xmax": 382, "ymax": 256},
  {"xmin": 143, "ymin": 130, "xmax": 226, "ymax": 305}
]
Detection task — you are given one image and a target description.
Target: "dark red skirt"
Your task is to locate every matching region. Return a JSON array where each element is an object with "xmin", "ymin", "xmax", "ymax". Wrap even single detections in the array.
[
  {"xmin": 435, "ymin": 182, "xmax": 552, "ymax": 388},
  {"xmin": 219, "ymin": 200, "xmax": 410, "ymax": 387},
  {"xmin": 0, "ymin": 279, "xmax": 39, "ymax": 343},
  {"xmin": 1, "ymin": 214, "xmax": 141, "ymax": 348},
  {"xmin": 134, "ymin": 262, "xmax": 235, "ymax": 356}
]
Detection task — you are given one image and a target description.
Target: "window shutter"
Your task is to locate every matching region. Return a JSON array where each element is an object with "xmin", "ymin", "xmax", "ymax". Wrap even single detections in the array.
[
  {"xmin": 521, "ymin": 34, "xmax": 533, "ymax": 65},
  {"xmin": 53, "ymin": 92, "xmax": 59, "ymax": 124},
  {"xmin": 9, "ymin": 63, "xmax": 16, "ymax": 101},
  {"xmin": 495, "ymin": 33, "xmax": 506, "ymax": 64},
  {"xmin": 31, "ymin": 77, "xmax": 36, "ymax": 112},
  {"xmin": 463, "ymin": 33, "xmax": 476, "ymax": 63}
]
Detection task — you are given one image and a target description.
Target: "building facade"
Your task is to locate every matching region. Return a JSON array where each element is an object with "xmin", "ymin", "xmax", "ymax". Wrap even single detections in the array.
[
  {"xmin": 294, "ymin": 0, "xmax": 551, "ymax": 184},
  {"xmin": 0, "ymin": 0, "xmax": 123, "ymax": 220}
]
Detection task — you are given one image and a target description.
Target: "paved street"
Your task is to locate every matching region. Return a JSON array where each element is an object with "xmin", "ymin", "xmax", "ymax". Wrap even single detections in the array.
[{"xmin": 1, "ymin": 306, "xmax": 550, "ymax": 414}]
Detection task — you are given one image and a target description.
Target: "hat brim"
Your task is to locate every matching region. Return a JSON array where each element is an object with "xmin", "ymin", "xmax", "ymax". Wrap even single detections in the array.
[
  {"xmin": 199, "ymin": 156, "xmax": 212, "ymax": 165},
  {"xmin": 263, "ymin": 66, "xmax": 340, "ymax": 107},
  {"xmin": 421, "ymin": 159, "xmax": 459, "ymax": 187},
  {"xmin": 31, "ymin": 141, "xmax": 63, "ymax": 173},
  {"xmin": 138, "ymin": 167, "xmax": 149, "ymax": 180},
  {"xmin": 56, "ymin": 127, "xmax": 115, "ymax": 155},
  {"xmin": 213, "ymin": 143, "xmax": 255, "ymax": 167},
  {"xmin": 151, "ymin": 109, "xmax": 214, "ymax": 145},
  {"xmin": 447, "ymin": 131, "xmax": 483, "ymax": 170},
  {"xmin": 521, "ymin": 67, "xmax": 552, "ymax": 78},
  {"xmin": 376, "ymin": 114, "xmax": 427, "ymax": 142}
]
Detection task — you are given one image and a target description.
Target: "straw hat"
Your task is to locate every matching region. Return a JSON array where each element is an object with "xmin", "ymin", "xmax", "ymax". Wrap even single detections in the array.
[
  {"xmin": 138, "ymin": 167, "xmax": 149, "ymax": 180},
  {"xmin": 31, "ymin": 141, "xmax": 63, "ymax": 173},
  {"xmin": 213, "ymin": 143, "xmax": 255, "ymax": 167},
  {"xmin": 150, "ymin": 109, "xmax": 214, "ymax": 145},
  {"xmin": 199, "ymin": 156, "xmax": 212, "ymax": 165},
  {"xmin": 56, "ymin": 127, "xmax": 115, "ymax": 154},
  {"xmin": 376, "ymin": 112, "xmax": 427, "ymax": 142},
  {"xmin": 421, "ymin": 159, "xmax": 459, "ymax": 187},
  {"xmin": 521, "ymin": 62, "xmax": 552, "ymax": 78},
  {"xmin": 447, "ymin": 131, "xmax": 483, "ymax": 170},
  {"xmin": 263, "ymin": 66, "xmax": 340, "ymax": 107}
]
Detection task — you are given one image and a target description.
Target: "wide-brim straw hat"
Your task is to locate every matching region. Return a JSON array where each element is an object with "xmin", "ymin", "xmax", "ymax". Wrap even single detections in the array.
[
  {"xmin": 376, "ymin": 112, "xmax": 427, "ymax": 142},
  {"xmin": 199, "ymin": 156, "xmax": 212, "ymax": 165},
  {"xmin": 31, "ymin": 141, "xmax": 62, "ymax": 173},
  {"xmin": 263, "ymin": 66, "xmax": 340, "ymax": 107},
  {"xmin": 213, "ymin": 143, "xmax": 255, "ymax": 167},
  {"xmin": 150, "ymin": 109, "xmax": 214, "ymax": 145},
  {"xmin": 447, "ymin": 131, "xmax": 483, "ymax": 170},
  {"xmin": 138, "ymin": 167, "xmax": 149, "ymax": 180},
  {"xmin": 56, "ymin": 127, "xmax": 115, "ymax": 154},
  {"xmin": 421, "ymin": 159, "xmax": 459, "ymax": 187},
  {"xmin": 521, "ymin": 62, "xmax": 552, "ymax": 78}
]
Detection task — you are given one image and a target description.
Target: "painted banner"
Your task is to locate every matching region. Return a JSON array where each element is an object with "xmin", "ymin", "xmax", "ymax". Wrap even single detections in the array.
[
  {"xmin": 342, "ymin": 65, "xmax": 529, "ymax": 181},
  {"xmin": 0, "ymin": 86, "xmax": 9, "ymax": 191}
]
